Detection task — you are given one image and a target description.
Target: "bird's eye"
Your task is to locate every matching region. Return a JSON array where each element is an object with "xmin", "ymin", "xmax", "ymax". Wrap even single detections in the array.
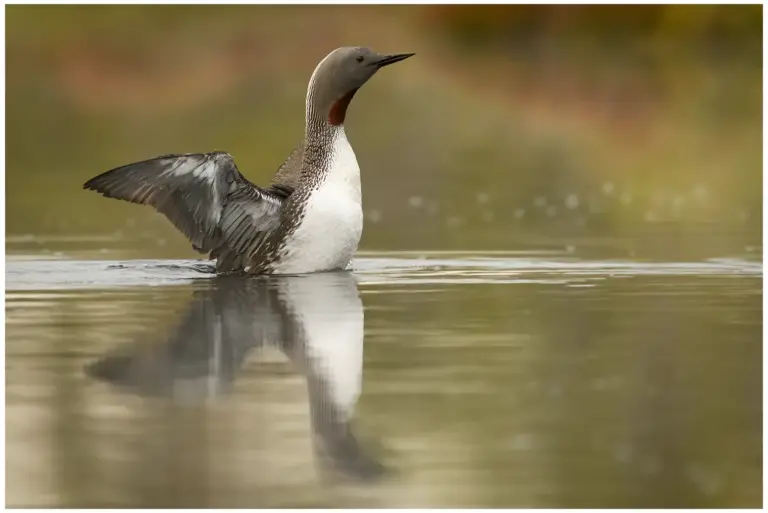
[{"xmin": 356, "ymin": 55, "xmax": 364, "ymax": 63}]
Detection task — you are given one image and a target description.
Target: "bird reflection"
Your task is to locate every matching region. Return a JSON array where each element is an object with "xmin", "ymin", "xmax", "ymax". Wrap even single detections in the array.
[{"xmin": 85, "ymin": 271, "xmax": 384, "ymax": 481}]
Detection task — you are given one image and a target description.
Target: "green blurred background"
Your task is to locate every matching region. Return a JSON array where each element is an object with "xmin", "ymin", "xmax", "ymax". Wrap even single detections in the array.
[
  {"xmin": 4, "ymin": 6, "xmax": 763, "ymax": 508},
  {"xmin": 6, "ymin": 4, "xmax": 762, "ymax": 258}
]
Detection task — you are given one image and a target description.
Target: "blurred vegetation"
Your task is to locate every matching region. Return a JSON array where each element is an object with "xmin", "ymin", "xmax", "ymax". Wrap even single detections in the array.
[
  {"xmin": 5, "ymin": 6, "xmax": 763, "ymax": 507},
  {"xmin": 424, "ymin": 5, "xmax": 761, "ymax": 51},
  {"xmin": 6, "ymin": 5, "xmax": 762, "ymax": 257}
]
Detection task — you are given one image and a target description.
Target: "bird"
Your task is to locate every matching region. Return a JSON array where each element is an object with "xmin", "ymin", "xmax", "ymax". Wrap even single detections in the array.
[
  {"xmin": 85, "ymin": 272, "xmax": 386, "ymax": 481},
  {"xmin": 83, "ymin": 47, "xmax": 414, "ymax": 275}
]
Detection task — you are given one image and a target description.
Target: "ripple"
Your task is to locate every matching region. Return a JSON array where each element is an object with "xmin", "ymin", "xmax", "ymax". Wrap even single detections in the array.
[
  {"xmin": 352, "ymin": 255, "xmax": 761, "ymax": 285},
  {"xmin": 5, "ymin": 252, "xmax": 761, "ymax": 291}
]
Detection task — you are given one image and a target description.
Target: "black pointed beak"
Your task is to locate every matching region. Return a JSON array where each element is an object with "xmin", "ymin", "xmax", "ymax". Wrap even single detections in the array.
[{"xmin": 375, "ymin": 53, "xmax": 415, "ymax": 68}]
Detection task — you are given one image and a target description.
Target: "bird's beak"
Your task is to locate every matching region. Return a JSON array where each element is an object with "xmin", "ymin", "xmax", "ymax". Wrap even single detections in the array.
[{"xmin": 375, "ymin": 53, "xmax": 415, "ymax": 68}]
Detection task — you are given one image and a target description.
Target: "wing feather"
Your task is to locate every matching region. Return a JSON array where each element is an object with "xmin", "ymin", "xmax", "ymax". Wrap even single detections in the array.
[{"xmin": 84, "ymin": 151, "xmax": 292, "ymax": 266}]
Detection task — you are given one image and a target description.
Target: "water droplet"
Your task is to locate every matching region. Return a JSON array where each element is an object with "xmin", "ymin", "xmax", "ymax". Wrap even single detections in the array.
[
  {"xmin": 602, "ymin": 182, "xmax": 615, "ymax": 195},
  {"xmin": 446, "ymin": 216, "xmax": 464, "ymax": 228},
  {"xmin": 546, "ymin": 206, "xmax": 558, "ymax": 217},
  {"xmin": 157, "ymin": 238, "xmax": 166, "ymax": 247},
  {"xmin": 566, "ymin": 244, "xmax": 576, "ymax": 253},
  {"xmin": 481, "ymin": 210, "xmax": 494, "ymax": 222},
  {"xmin": 513, "ymin": 208, "xmax": 526, "ymax": 219},
  {"xmin": 476, "ymin": 192, "xmax": 490, "ymax": 204},
  {"xmin": 687, "ymin": 463, "xmax": 722, "ymax": 496},
  {"xmin": 506, "ymin": 433, "xmax": 534, "ymax": 452},
  {"xmin": 620, "ymin": 192, "xmax": 633, "ymax": 205},
  {"xmin": 533, "ymin": 196, "xmax": 547, "ymax": 208},
  {"xmin": 614, "ymin": 444, "xmax": 634, "ymax": 463},
  {"xmin": 565, "ymin": 194, "xmax": 580, "ymax": 209},
  {"xmin": 693, "ymin": 184, "xmax": 709, "ymax": 202},
  {"xmin": 426, "ymin": 201, "xmax": 439, "ymax": 215},
  {"xmin": 367, "ymin": 209, "xmax": 382, "ymax": 223},
  {"xmin": 408, "ymin": 196, "xmax": 424, "ymax": 208}
]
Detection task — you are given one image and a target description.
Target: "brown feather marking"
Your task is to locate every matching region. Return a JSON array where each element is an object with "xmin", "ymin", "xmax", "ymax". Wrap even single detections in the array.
[{"xmin": 328, "ymin": 88, "xmax": 359, "ymax": 126}]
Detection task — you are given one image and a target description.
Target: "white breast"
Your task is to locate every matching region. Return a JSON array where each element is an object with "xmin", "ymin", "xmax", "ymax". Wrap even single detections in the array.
[{"xmin": 275, "ymin": 129, "xmax": 363, "ymax": 274}]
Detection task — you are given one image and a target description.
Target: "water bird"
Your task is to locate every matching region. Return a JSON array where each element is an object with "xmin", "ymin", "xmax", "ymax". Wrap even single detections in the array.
[
  {"xmin": 86, "ymin": 272, "xmax": 385, "ymax": 481},
  {"xmin": 83, "ymin": 47, "xmax": 414, "ymax": 274}
]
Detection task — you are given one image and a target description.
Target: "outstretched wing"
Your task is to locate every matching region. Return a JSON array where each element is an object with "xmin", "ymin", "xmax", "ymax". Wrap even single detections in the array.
[{"xmin": 84, "ymin": 152, "xmax": 291, "ymax": 260}]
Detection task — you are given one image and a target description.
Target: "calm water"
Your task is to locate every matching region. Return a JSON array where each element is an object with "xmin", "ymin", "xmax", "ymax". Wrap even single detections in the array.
[{"xmin": 5, "ymin": 247, "xmax": 762, "ymax": 508}]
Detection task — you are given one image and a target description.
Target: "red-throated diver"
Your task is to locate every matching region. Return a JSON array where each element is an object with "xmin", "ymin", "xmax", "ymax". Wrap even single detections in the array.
[{"xmin": 83, "ymin": 47, "xmax": 414, "ymax": 274}]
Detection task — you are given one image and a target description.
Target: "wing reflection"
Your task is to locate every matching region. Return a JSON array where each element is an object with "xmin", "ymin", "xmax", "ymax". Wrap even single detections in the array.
[{"xmin": 85, "ymin": 272, "xmax": 384, "ymax": 481}]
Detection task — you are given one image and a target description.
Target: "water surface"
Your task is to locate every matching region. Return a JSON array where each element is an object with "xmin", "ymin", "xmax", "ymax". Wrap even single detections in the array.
[{"xmin": 5, "ymin": 249, "xmax": 762, "ymax": 507}]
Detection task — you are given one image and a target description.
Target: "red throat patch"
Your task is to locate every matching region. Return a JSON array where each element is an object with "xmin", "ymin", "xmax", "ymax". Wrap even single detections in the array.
[{"xmin": 328, "ymin": 89, "xmax": 359, "ymax": 126}]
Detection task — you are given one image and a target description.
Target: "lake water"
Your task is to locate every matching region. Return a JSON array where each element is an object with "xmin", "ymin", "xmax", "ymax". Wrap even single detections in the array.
[{"xmin": 5, "ymin": 247, "xmax": 762, "ymax": 507}]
